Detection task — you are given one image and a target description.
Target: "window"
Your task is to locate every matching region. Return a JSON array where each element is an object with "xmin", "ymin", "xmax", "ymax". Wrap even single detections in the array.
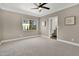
[{"xmin": 22, "ymin": 19, "xmax": 37, "ymax": 31}]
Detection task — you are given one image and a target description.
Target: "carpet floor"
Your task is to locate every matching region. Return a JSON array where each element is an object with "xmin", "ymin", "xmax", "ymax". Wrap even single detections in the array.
[{"xmin": 0, "ymin": 37, "xmax": 79, "ymax": 56}]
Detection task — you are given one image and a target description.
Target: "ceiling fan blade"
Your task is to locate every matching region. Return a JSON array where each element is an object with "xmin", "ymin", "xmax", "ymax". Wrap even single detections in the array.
[
  {"xmin": 39, "ymin": 3, "xmax": 47, "ymax": 7},
  {"xmin": 31, "ymin": 8, "xmax": 38, "ymax": 9},
  {"xmin": 39, "ymin": 3, "xmax": 41, "ymax": 4},
  {"xmin": 34, "ymin": 3, "xmax": 38, "ymax": 6},
  {"xmin": 42, "ymin": 6, "xmax": 50, "ymax": 10}
]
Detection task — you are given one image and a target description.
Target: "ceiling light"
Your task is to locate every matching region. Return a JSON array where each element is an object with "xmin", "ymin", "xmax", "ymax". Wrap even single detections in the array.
[
  {"xmin": 39, "ymin": 7, "xmax": 42, "ymax": 10},
  {"xmin": 38, "ymin": 7, "xmax": 42, "ymax": 12}
]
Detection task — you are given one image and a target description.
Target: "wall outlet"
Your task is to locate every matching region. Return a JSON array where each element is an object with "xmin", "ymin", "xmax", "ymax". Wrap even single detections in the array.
[{"xmin": 72, "ymin": 38, "xmax": 74, "ymax": 41}]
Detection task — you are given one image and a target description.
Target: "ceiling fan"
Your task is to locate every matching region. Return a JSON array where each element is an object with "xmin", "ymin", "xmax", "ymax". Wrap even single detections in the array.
[{"xmin": 31, "ymin": 3, "xmax": 50, "ymax": 12}]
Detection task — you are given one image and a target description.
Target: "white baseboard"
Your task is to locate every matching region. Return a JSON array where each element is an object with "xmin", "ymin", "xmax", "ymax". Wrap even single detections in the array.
[
  {"xmin": 1, "ymin": 35, "xmax": 40, "ymax": 44},
  {"xmin": 41, "ymin": 35, "xmax": 50, "ymax": 39},
  {"xmin": 58, "ymin": 39, "xmax": 79, "ymax": 47}
]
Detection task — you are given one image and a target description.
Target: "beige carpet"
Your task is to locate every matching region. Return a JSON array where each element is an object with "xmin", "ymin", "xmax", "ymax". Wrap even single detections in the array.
[{"xmin": 0, "ymin": 37, "xmax": 79, "ymax": 56}]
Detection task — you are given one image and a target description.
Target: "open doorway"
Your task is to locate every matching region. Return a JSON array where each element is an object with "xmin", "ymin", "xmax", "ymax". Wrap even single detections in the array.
[{"xmin": 49, "ymin": 16, "xmax": 58, "ymax": 40}]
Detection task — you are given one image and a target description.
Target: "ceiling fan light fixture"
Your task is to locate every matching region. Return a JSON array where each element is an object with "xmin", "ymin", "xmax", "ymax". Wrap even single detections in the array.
[
  {"xmin": 38, "ymin": 7, "xmax": 42, "ymax": 10},
  {"xmin": 38, "ymin": 7, "xmax": 42, "ymax": 12}
]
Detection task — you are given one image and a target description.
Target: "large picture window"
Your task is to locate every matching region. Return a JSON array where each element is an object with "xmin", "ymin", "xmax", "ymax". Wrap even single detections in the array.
[{"xmin": 22, "ymin": 19, "xmax": 37, "ymax": 31}]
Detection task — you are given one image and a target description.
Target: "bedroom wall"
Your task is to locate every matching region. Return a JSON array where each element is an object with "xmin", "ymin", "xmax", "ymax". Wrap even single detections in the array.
[
  {"xmin": 0, "ymin": 10, "xmax": 3, "ymax": 42},
  {"xmin": 40, "ymin": 16, "xmax": 58, "ymax": 38},
  {"xmin": 40, "ymin": 18, "xmax": 49, "ymax": 37},
  {"xmin": 0, "ymin": 9, "xmax": 40, "ymax": 41},
  {"xmin": 41, "ymin": 4, "xmax": 79, "ymax": 43}
]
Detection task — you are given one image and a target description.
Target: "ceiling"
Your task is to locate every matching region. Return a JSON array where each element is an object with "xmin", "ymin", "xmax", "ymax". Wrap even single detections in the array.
[{"xmin": 0, "ymin": 3, "xmax": 78, "ymax": 17}]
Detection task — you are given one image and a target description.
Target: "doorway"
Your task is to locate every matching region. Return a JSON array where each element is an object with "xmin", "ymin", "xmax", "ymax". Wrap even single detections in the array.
[{"xmin": 49, "ymin": 16, "xmax": 58, "ymax": 40}]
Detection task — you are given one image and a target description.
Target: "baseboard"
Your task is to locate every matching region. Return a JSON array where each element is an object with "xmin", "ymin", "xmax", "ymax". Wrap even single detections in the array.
[
  {"xmin": 1, "ymin": 35, "xmax": 40, "ymax": 44},
  {"xmin": 41, "ymin": 35, "xmax": 50, "ymax": 39},
  {"xmin": 58, "ymin": 39, "xmax": 79, "ymax": 47}
]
